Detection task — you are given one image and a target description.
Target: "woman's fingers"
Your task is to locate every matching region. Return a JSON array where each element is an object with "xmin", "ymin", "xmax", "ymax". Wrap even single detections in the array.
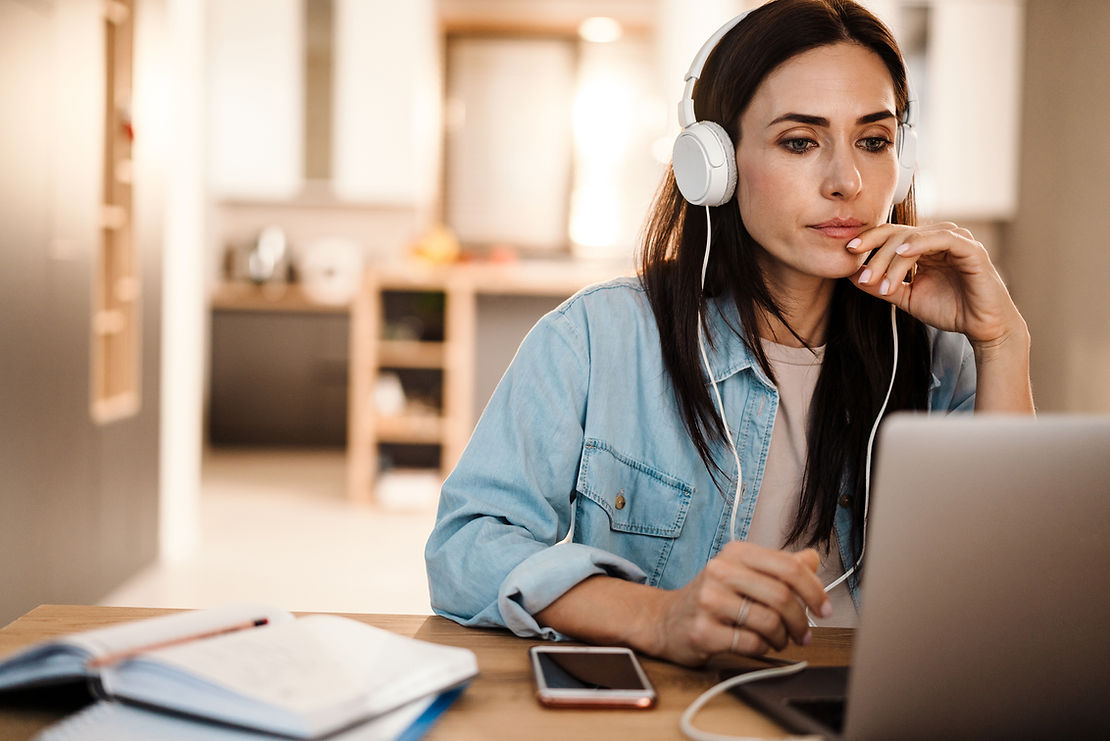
[
  {"xmin": 732, "ymin": 597, "xmax": 791, "ymax": 651},
  {"xmin": 711, "ymin": 543, "xmax": 830, "ymax": 646},
  {"xmin": 667, "ymin": 543, "xmax": 832, "ymax": 662},
  {"xmin": 721, "ymin": 542, "xmax": 831, "ymax": 617},
  {"xmin": 728, "ymin": 625, "xmax": 772, "ymax": 657},
  {"xmin": 695, "ymin": 591, "xmax": 785, "ymax": 656},
  {"xmin": 849, "ymin": 222, "xmax": 985, "ymax": 291},
  {"xmin": 667, "ymin": 581, "xmax": 773, "ymax": 662},
  {"xmin": 693, "ymin": 573, "xmax": 791, "ymax": 652},
  {"xmin": 845, "ymin": 221, "xmax": 1014, "ymax": 338}
]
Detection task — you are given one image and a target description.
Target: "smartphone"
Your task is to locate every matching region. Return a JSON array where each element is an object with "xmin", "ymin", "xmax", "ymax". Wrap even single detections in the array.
[{"xmin": 529, "ymin": 645, "xmax": 657, "ymax": 709}]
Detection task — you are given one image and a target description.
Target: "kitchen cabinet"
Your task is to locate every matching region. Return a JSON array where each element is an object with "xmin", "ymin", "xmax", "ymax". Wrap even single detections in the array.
[{"xmin": 209, "ymin": 284, "xmax": 351, "ymax": 447}]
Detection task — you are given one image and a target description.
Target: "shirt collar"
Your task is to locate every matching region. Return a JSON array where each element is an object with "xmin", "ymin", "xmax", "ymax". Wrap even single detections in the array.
[
  {"xmin": 702, "ymin": 294, "xmax": 948, "ymax": 402},
  {"xmin": 701, "ymin": 294, "xmax": 775, "ymax": 389}
]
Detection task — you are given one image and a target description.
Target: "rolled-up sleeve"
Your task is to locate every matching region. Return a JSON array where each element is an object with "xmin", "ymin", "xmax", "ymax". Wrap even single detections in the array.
[{"xmin": 424, "ymin": 305, "xmax": 646, "ymax": 639}]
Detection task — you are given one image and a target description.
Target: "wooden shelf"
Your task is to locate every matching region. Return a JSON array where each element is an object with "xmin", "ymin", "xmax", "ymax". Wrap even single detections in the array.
[
  {"xmin": 92, "ymin": 0, "xmax": 139, "ymax": 426},
  {"xmin": 374, "ymin": 414, "xmax": 445, "ymax": 444},
  {"xmin": 378, "ymin": 340, "xmax": 446, "ymax": 369}
]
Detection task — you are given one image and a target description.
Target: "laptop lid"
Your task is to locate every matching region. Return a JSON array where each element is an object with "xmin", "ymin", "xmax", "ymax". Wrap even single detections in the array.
[{"xmin": 844, "ymin": 414, "xmax": 1110, "ymax": 739}]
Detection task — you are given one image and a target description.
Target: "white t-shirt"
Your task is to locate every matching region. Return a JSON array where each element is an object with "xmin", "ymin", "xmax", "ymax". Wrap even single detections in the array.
[{"xmin": 745, "ymin": 339, "xmax": 858, "ymax": 628}]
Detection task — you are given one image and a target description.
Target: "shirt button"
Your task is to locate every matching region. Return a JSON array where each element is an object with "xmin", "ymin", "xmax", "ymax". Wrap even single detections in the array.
[
  {"xmin": 615, "ymin": 491, "xmax": 626, "ymax": 510},
  {"xmin": 839, "ymin": 495, "xmax": 852, "ymax": 508}
]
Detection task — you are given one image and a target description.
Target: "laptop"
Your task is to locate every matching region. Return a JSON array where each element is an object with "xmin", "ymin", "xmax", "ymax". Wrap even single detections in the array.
[{"xmin": 731, "ymin": 413, "xmax": 1110, "ymax": 740}]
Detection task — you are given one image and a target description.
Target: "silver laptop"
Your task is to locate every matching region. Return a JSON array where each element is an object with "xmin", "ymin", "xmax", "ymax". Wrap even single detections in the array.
[{"xmin": 735, "ymin": 413, "xmax": 1110, "ymax": 739}]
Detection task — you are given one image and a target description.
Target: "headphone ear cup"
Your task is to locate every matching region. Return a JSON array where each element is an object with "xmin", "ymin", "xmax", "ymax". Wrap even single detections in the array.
[
  {"xmin": 673, "ymin": 120, "xmax": 738, "ymax": 207},
  {"xmin": 892, "ymin": 122, "xmax": 917, "ymax": 205}
]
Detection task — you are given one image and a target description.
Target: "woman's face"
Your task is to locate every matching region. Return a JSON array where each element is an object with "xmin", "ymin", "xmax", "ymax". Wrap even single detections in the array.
[{"xmin": 735, "ymin": 42, "xmax": 900, "ymax": 289}]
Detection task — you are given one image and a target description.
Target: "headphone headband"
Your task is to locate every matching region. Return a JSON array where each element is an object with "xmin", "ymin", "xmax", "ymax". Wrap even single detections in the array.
[{"xmin": 677, "ymin": 11, "xmax": 752, "ymax": 128}]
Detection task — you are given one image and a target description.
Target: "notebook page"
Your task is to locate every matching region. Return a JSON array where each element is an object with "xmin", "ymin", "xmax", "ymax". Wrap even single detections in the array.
[
  {"xmin": 106, "ymin": 615, "xmax": 475, "ymax": 737},
  {"xmin": 298, "ymin": 617, "xmax": 478, "ymax": 715},
  {"xmin": 120, "ymin": 617, "xmax": 366, "ymax": 718}
]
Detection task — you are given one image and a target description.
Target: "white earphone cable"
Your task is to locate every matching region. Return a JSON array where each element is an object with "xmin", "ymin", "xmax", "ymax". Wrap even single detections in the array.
[
  {"xmin": 817, "ymin": 302, "xmax": 898, "ymax": 598},
  {"xmin": 679, "ymin": 661, "xmax": 822, "ymax": 741},
  {"xmin": 698, "ymin": 206, "xmax": 746, "ymax": 541}
]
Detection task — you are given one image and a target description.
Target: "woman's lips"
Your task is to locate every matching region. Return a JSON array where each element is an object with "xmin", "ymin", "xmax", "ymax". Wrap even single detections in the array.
[{"xmin": 809, "ymin": 219, "xmax": 865, "ymax": 241}]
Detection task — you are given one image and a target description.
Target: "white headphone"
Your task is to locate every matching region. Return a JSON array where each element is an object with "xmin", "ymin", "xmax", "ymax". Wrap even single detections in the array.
[{"xmin": 672, "ymin": 10, "xmax": 918, "ymax": 208}]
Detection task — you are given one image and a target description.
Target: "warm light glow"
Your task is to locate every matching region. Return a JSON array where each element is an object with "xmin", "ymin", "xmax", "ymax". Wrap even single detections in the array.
[
  {"xmin": 578, "ymin": 17, "xmax": 623, "ymax": 44},
  {"xmin": 572, "ymin": 75, "xmax": 633, "ymax": 160},
  {"xmin": 569, "ymin": 186, "xmax": 621, "ymax": 249},
  {"xmin": 651, "ymin": 135, "xmax": 675, "ymax": 165},
  {"xmin": 570, "ymin": 69, "xmax": 634, "ymax": 250}
]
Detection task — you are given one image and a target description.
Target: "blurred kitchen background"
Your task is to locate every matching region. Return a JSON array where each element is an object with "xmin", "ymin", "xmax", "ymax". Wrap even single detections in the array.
[{"xmin": 1, "ymin": 0, "xmax": 1107, "ymax": 626}]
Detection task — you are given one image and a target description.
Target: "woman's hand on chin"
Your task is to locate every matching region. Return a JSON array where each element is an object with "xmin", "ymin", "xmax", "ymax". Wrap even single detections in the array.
[{"xmin": 845, "ymin": 221, "xmax": 1029, "ymax": 353}]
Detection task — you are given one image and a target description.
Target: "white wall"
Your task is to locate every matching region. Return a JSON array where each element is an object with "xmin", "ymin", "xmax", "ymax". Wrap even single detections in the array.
[
  {"xmin": 1005, "ymin": 0, "xmax": 1110, "ymax": 412},
  {"xmin": 207, "ymin": 0, "xmax": 303, "ymax": 200},
  {"xmin": 918, "ymin": 0, "xmax": 1024, "ymax": 220},
  {"xmin": 332, "ymin": 0, "xmax": 441, "ymax": 207},
  {"xmin": 158, "ymin": 0, "xmax": 207, "ymax": 562},
  {"xmin": 445, "ymin": 37, "xmax": 575, "ymax": 250}
]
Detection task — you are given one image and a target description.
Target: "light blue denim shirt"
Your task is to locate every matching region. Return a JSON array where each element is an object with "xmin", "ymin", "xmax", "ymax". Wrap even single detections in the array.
[{"xmin": 425, "ymin": 276, "xmax": 976, "ymax": 640}]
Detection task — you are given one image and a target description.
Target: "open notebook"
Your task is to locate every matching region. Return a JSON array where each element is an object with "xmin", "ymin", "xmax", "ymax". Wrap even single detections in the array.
[{"xmin": 0, "ymin": 605, "xmax": 478, "ymax": 739}]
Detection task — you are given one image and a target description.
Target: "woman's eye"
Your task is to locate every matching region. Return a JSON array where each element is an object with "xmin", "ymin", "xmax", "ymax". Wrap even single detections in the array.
[
  {"xmin": 781, "ymin": 138, "xmax": 816, "ymax": 154},
  {"xmin": 859, "ymin": 137, "xmax": 892, "ymax": 153}
]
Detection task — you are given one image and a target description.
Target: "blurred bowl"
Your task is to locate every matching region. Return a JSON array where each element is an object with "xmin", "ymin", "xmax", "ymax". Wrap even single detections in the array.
[{"xmin": 299, "ymin": 238, "xmax": 364, "ymax": 305}]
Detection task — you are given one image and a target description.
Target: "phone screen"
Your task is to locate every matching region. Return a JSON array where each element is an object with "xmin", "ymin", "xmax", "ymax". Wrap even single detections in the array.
[{"xmin": 534, "ymin": 649, "xmax": 649, "ymax": 690}]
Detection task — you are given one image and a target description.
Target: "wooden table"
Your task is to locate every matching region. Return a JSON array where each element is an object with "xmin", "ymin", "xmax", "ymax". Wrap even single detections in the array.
[{"xmin": 0, "ymin": 605, "xmax": 853, "ymax": 740}]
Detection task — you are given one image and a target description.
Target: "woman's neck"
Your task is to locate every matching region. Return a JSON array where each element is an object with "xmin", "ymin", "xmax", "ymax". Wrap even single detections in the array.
[{"xmin": 756, "ymin": 274, "xmax": 836, "ymax": 348}]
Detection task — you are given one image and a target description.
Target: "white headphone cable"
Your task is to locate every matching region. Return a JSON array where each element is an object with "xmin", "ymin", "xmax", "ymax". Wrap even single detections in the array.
[
  {"xmin": 811, "ymin": 301, "xmax": 898, "ymax": 623},
  {"xmin": 679, "ymin": 660, "xmax": 822, "ymax": 741},
  {"xmin": 697, "ymin": 206, "xmax": 745, "ymax": 541}
]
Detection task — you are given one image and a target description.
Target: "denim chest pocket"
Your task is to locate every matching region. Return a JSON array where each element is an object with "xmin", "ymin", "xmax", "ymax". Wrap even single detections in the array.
[{"xmin": 574, "ymin": 439, "xmax": 693, "ymax": 583}]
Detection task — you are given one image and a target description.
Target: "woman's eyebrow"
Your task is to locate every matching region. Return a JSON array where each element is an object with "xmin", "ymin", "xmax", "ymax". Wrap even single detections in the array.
[{"xmin": 767, "ymin": 110, "xmax": 896, "ymax": 128}]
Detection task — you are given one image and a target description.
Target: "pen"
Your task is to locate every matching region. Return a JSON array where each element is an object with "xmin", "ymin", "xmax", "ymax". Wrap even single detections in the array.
[{"xmin": 86, "ymin": 617, "xmax": 270, "ymax": 669}]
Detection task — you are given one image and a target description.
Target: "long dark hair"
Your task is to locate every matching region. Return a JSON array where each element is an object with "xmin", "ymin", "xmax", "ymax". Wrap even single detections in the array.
[{"xmin": 638, "ymin": 0, "xmax": 931, "ymax": 565}]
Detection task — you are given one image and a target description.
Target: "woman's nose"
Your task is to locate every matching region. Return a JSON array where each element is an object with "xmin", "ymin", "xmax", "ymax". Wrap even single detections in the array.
[{"xmin": 822, "ymin": 147, "xmax": 862, "ymax": 200}]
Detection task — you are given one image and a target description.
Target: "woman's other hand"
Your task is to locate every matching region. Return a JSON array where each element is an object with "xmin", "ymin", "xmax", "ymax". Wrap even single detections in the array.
[{"xmin": 647, "ymin": 542, "xmax": 831, "ymax": 666}]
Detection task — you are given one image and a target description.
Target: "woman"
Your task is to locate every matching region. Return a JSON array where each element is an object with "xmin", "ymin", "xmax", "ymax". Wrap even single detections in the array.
[{"xmin": 425, "ymin": 0, "xmax": 1034, "ymax": 668}]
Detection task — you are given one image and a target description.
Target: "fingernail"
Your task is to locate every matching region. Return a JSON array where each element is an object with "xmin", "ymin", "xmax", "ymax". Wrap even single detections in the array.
[
  {"xmin": 821, "ymin": 602, "xmax": 833, "ymax": 618},
  {"xmin": 895, "ymin": 243, "xmax": 909, "ymax": 255},
  {"xmin": 846, "ymin": 238, "xmax": 862, "ymax": 250},
  {"xmin": 879, "ymin": 278, "xmax": 890, "ymax": 295},
  {"xmin": 859, "ymin": 268, "xmax": 872, "ymax": 284},
  {"xmin": 802, "ymin": 630, "xmax": 812, "ymax": 646}
]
